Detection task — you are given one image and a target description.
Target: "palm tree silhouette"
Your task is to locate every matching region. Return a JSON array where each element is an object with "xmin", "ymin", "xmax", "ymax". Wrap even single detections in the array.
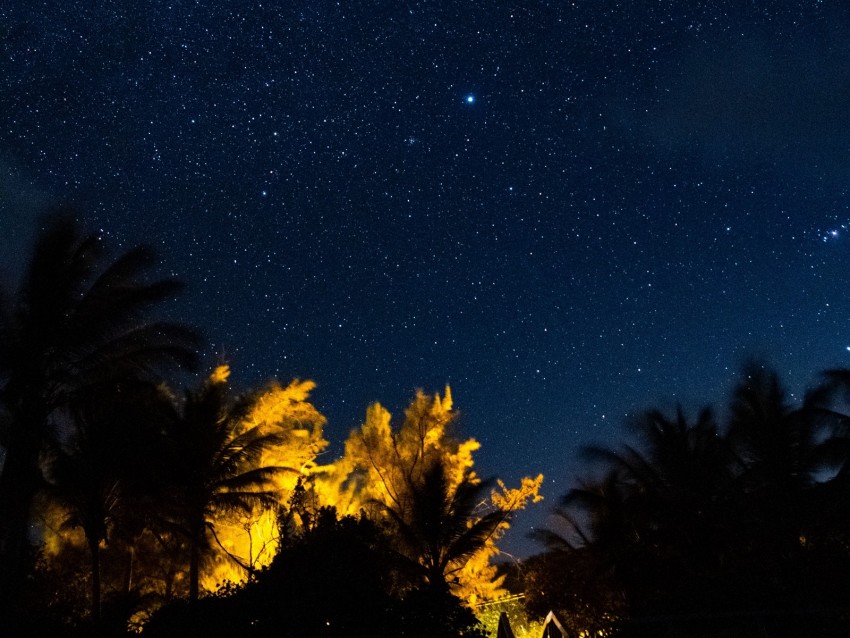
[
  {"xmin": 538, "ymin": 365, "xmax": 850, "ymax": 631},
  {"xmin": 0, "ymin": 213, "xmax": 198, "ymax": 612},
  {"xmin": 378, "ymin": 459, "xmax": 507, "ymax": 593},
  {"xmin": 162, "ymin": 365, "xmax": 287, "ymax": 602},
  {"xmin": 43, "ymin": 378, "xmax": 176, "ymax": 623},
  {"xmin": 725, "ymin": 365, "xmax": 847, "ymax": 607},
  {"xmin": 539, "ymin": 406, "xmax": 737, "ymax": 618}
]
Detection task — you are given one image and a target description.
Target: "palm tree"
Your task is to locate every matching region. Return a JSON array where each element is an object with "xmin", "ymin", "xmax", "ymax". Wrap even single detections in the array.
[
  {"xmin": 726, "ymin": 365, "xmax": 850, "ymax": 608},
  {"xmin": 530, "ymin": 474, "xmax": 632, "ymax": 634},
  {"xmin": 539, "ymin": 365, "xmax": 850, "ymax": 632},
  {"xmin": 727, "ymin": 365, "xmax": 822, "ymax": 492},
  {"xmin": 163, "ymin": 365, "xmax": 287, "ymax": 601},
  {"xmin": 43, "ymin": 378, "xmax": 176, "ymax": 623},
  {"xmin": 378, "ymin": 459, "xmax": 507, "ymax": 593},
  {"xmin": 0, "ymin": 213, "xmax": 198, "ymax": 609},
  {"xmin": 538, "ymin": 405, "xmax": 738, "ymax": 619}
]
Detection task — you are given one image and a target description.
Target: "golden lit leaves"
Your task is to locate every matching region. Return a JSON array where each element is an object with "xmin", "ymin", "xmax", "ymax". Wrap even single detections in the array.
[
  {"xmin": 244, "ymin": 379, "xmax": 325, "ymax": 435},
  {"xmin": 247, "ymin": 379, "xmax": 329, "ymax": 484},
  {"xmin": 209, "ymin": 365, "xmax": 231, "ymax": 385},
  {"xmin": 317, "ymin": 386, "xmax": 543, "ymax": 605},
  {"xmin": 199, "ymin": 374, "xmax": 328, "ymax": 593},
  {"xmin": 320, "ymin": 388, "xmax": 478, "ymax": 517},
  {"xmin": 455, "ymin": 543, "xmax": 505, "ymax": 605},
  {"xmin": 35, "ymin": 373, "xmax": 543, "ymax": 614},
  {"xmin": 441, "ymin": 384, "xmax": 453, "ymax": 412},
  {"xmin": 456, "ymin": 475, "xmax": 544, "ymax": 603},
  {"xmin": 492, "ymin": 475, "xmax": 545, "ymax": 514}
]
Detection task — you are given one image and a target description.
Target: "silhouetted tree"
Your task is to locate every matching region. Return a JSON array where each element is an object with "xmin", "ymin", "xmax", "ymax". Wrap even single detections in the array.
[
  {"xmin": 520, "ymin": 548, "xmax": 624, "ymax": 637},
  {"xmin": 377, "ymin": 459, "xmax": 508, "ymax": 596},
  {"xmin": 0, "ymin": 213, "xmax": 198, "ymax": 621},
  {"xmin": 535, "ymin": 365, "xmax": 850, "ymax": 636},
  {"xmin": 531, "ymin": 471, "xmax": 634, "ymax": 631},
  {"xmin": 540, "ymin": 406, "xmax": 736, "ymax": 619},
  {"xmin": 42, "ymin": 378, "xmax": 175, "ymax": 624},
  {"xmin": 249, "ymin": 507, "xmax": 407, "ymax": 636},
  {"xmin": 161, "ymin": 365, "xmax": 287, "ymax": 602},
  {"xmin": 145, "ymin": 505, "xmax": 485, "ymax": 638}
]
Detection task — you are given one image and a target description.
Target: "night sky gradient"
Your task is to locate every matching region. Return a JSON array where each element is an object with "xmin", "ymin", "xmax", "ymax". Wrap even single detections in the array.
[{"xmin": 3, "ymin": 1, "xmax": 850, "ymax": 555}]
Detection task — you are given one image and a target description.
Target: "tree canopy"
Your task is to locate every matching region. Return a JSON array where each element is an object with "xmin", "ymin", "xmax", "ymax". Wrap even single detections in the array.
[
  {"xmin": 10, "ymin": 216, "xmax": 850, "ymax": 638},
  {"xmin": 527, "ymin": 364, "xmax": 850, "ymax": 637}
]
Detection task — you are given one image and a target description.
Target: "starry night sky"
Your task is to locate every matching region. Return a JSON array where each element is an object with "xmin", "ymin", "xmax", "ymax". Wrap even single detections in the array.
[{"xmin": 3, "ymin": 1, "xmax": 850, "ymax": 555}]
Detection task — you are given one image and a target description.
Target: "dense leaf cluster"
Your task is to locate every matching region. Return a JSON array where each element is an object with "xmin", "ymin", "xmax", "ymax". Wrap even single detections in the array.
[
  {"xmin": 0, "ymin": 215, "xmax": 494, "ymax": 637},
  {"xmin": 144, "ymin": 507, "xmax": 485, "ymax": 638},
  {"xmin": 523, "ymin": 364, "xmax": 850, "ymax": 637}
]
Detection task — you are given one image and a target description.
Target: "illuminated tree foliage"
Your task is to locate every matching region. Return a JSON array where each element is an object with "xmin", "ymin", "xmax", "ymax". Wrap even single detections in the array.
[
  {"xmin": 29, "ymin": 364, "xmax": 328, "ymax": 631},
  {"xmin": 197, "ymin": 373, "xmax": 328, "ymax": 590},
  {"xmin": 0, "ymin": 216, "xmax": 548, "ymax": 636},
  {"xmin": 161, "ymin": 365, "xmax": 326, "ymax": 601},
  {"xmin": 316, "ymin": 387, "xmax": 543, "ymax": 604}
]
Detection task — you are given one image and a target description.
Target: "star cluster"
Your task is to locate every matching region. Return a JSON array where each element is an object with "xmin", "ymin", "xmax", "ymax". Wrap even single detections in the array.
[{"xmin": 2, "ymin": 1, "xmax": 850, "ymax": 554}]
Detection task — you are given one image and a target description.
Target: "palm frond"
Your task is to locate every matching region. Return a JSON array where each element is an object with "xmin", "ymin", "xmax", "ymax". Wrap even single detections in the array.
[{"xmin": 214, "ymin": 465, "xmax": 293, "ymax": 493}]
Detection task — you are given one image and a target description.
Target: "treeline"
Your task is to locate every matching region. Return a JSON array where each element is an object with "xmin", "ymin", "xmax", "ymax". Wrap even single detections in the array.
[
  {"xmin": 518, "ymin": 364, "xmax": 850, "ymax": 637},
  {"xmin": 0, "ymin": 213, "xmax": 541, "ymax": 637},
  {"xmin": 6, "ymin": 213, "xmax": 850, "ymax": 638}
]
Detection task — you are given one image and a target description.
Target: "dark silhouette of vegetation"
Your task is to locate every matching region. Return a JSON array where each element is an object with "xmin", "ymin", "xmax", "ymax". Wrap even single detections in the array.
[
  {"xmin": 528, "ymin": 363, "xmax": 850, "ymax": 637},
  {"xmin": 0, "ymin": 212, "xmax": 198, "ymax": 631},
  {"xmin": 43, "ymin": 378, "xmax": 174, "ymax": 623},
  {"xmin": 144, "ymin": 505, "xmax": 485, "ymax": 638},
  {"xmin": 376, "ymin": 459, "xmax": 508, "ymax": 594},
  {"xmin": 8, "ymin": 215, "xmax": 850, "ymax": 638},
  {"xmin": 158, "ymin": 365, "xmax": 288, "ymax": 602}
]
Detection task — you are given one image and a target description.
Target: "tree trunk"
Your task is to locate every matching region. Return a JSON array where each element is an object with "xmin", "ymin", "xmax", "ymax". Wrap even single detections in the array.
[
  {"xmin": 189, "ymin": 530, "xmax": 201, "ymax": 602},
  {"xmin": 89, "ymin": 535, "xmax": 101, "ymax": 625},
  {"xmin": 123, "ymin": 544, "xmax": 135, "ymax": 595}
]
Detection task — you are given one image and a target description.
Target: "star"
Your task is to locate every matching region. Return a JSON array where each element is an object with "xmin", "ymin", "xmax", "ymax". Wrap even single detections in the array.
[{"xmin": 3, "ymin": 0, "xmax": 845, "ymax": 564}]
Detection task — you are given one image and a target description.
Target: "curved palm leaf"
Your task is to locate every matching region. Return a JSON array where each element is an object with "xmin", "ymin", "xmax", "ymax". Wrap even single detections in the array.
[{"xmin": 163, "ymin": 368, "xmax": 294, "ymax": 601}]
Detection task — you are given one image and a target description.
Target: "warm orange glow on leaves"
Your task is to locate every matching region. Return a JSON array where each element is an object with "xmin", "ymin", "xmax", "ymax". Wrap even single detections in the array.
[
  {"xmin": 457, "ymin": 474, "xmax": 544, "ymax": 604},
  {"xmin": 35, "ymin": 497, "xmax": 82, "ymax": 559},
  {"xmin": 209, "ymin": 364, "xmax": 231, "ymax": 385},
  {"xmin": 315, "ymin": 386, "xmax": 543, "ymax": 604},
  {"xmin": 316, "ymin": 388, "xmax": 479, "ymax": 512},
  {"xmin": 201, "ymin": 375, "xmax": 328, "ymax": 592},
  {"xmin": 30, "ymin": 373, "xmax": 542, "ymax": 624}
]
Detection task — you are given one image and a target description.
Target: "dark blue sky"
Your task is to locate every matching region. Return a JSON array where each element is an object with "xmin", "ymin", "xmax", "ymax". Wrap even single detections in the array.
[{"xmin": 3, "ymin": 1, "xmax": 850, "ymax": 555}]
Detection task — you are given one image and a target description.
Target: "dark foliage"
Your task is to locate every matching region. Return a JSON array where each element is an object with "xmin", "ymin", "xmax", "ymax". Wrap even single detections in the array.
[
  {"xmin": 529, "ymin": 363, "xmax": 850, "ymax": 637},
  {"xmin": 243, "ymin": 507, "xmax": 408, "ymax": 637},
  {"xmin": 375, "ymin": 459, "xmax": 507, "ymax": 592},
  {"xmin": 521, "ymin": 548, "xmax": 625, "ymax": 636},
  {"xmin": 157, "ymin": 367, "xmax": 286, "ymax": 602},
  {"xmin": 0, "ymin": 212, "xmax": 198, "ymax": 628},
  {"xmin": 144, "ymin": 507, "xmax": 484, "ymax": 638}
]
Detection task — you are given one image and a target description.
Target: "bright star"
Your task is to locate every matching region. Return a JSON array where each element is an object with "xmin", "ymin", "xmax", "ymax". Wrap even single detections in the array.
[{"xmin": 465, "ymin": 94, "xmax": 475, "ymax": 104}]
